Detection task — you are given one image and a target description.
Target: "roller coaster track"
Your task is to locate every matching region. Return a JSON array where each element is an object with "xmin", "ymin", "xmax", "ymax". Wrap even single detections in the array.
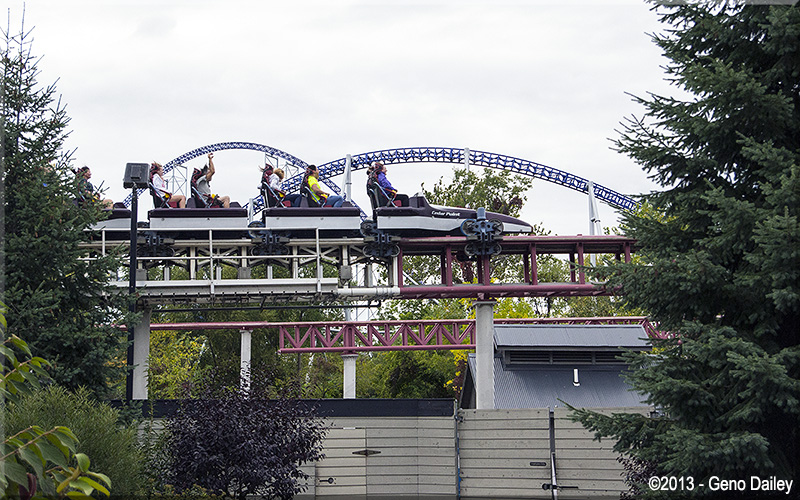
[
  {"xmin": 123, "ymin": 142, "xmax": 638, "ymax": 214},
  {"xmin": 122, "ymin": 141, "xmax": 309, "ymax": 206},
  {"xmin": 85, "ymin": 232, "xmax": 635, "ymax": 305}
]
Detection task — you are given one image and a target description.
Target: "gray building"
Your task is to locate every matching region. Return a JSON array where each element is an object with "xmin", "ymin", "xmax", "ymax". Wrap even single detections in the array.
[{"xmin": 460, "ymin": 324, "xmax": 651, "ymax": 410}]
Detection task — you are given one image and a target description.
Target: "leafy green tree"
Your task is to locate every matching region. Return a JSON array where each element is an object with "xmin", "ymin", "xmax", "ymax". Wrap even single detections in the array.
[
  {"xmin": 2, "ymin": 22, "xmax": 133, "ymax": 398},
  {"xmin": 301, "ymin": 351, "xmax": 343, "ymax": 398},
  {"xmin": 147, "ymin": 329, "xmax": 205, "ymax": 399},
  {"xmin": 563, "ymin": 295, "xmax": 641, "ymax": 319},
  {"xmin": 571, "ymin": 2, "xmax": 800, "ymax": 493},
  {"xmin": 372, "ymin": 350, "xmax": 454, "ymax": 399},
  {"xmin": 148, "ymin": 302, "xmax": 339, "ymax": 399},
  {"xmin": 422, "ymin": 166, "xmax": 531, "ymax": 216}
]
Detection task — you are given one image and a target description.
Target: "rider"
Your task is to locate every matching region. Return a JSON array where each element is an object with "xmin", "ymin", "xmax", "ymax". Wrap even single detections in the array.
[
  {"xmin": 260, "ymin": 163, "xmax": 298, "ymax": 207},
  {"xmin": 260, "ymin": 163, "xmax": 282, "ymax": 207},
  {"xmin": 270, "ymin": 167, "xmax": 301, "ymax": 207},
  {"xmin": 372, "ymin": 161, "xmax": 408, "ymax": 206},
  {"xmin": 76, "ymin": 166, "xmax": 114, "ymax": 208},
  {"xmin": 305, "ymin": 165, "xmax": 343, "ymax": 207},
  {"xmin": 150, "ymin": 162, "xmax": 187, "ymax": 208},
  {"xmin": 195, "ymin": 153, "xmax": 231, "ymax": 208}
]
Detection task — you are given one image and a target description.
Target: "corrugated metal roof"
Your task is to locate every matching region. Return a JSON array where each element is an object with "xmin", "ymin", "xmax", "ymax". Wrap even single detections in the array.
[
  {"xmin": 466, "ymin": 354, "xmax": 648, "ymax": 409},
  {"xmin": 494, "ymin": 324, "xmax": 649, "ymax": 350}
]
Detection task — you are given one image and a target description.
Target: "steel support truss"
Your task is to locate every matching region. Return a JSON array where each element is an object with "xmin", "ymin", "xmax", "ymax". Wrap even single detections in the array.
[
  {"xmin": 83, "ymin": 231, "xmax": 635, "ymax": 306},
  {"xmin": 141, "ymin": 316, "xmax": 664, "ymax": 354}
]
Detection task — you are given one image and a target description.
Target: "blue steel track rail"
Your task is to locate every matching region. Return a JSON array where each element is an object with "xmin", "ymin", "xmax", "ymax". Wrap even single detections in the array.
[
  {"xmin": 123, "ymin": 141, "xmax": 308, "ymax": 206},
  {"xmin": 124, "ymin": 143, "xmax": 638, "ymax": 216}
]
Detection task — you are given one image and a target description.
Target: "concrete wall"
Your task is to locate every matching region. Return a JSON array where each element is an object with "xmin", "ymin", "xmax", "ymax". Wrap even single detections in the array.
[
  {"xmin": 294, "ymin": 407, "xmax": 648, "ymax": 499},
  {"xmin": 458, "ymin": 408, "xmax": 552, "ymax": 499},
  {"xmin": 298, "ymin": 415, "xmax": 456, "ymax": 500},
  {"xmin": 553, "ymin": 407, "xmax": 633, "ymax": 498}
]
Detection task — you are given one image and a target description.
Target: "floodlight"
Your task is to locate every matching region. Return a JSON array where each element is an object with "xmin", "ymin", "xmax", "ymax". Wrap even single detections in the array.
[{"xmin": 123, "ymin": 163, "xmax": 150, "ymax": 189}]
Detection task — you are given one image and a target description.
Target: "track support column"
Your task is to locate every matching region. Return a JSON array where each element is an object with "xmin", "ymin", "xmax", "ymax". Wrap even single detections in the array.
[
  {"xmin": 474, "ymin": 300, "xmax": 496, "ymax": 409},
  {"xmin": 132, "ymin": 308, "xmax": 152, "ymax": 400},
  {"xmin": 240, "ymin": 329, "xmax": 252, "ymax": 392},
  {"xmin": 342, "ymin": 353, "xmax": 357, "ymax": 399}
]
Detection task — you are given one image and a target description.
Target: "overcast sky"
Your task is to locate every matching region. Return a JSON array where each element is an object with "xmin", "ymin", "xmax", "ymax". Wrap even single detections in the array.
[{"xmin": 6, "ymin": 0, "xmax": 676, "ymax": 235}]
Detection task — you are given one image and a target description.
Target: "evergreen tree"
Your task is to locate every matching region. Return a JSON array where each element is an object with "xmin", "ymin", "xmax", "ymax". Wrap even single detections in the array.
[
  {"xmin": 2, "ymin": 24, "xmax": 133, "ymax": 397},
  {"xmin": 571, "ymin": 3, "xmax": 799, "ymax": 494}
]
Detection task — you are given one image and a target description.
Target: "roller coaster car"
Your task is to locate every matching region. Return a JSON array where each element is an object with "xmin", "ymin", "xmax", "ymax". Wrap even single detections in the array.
[
  {"xmin": 87, "ymin": 203, "xmax": 133, "ymax": 240},
  {"xmin": 254, "ymin": 200, "xmax": 363, "ymax": 238},
  {"xmin": 90, "ymin": 194, "xmax": 531, "ymax": 244},
  {"xmin": 147, "ymin": 204, "xmax": 248, "ymax": 239},
  {"xmin": 368, "ymin": 195, "xmax": 533, "ymax": 237},
  {"xmin": 247, "ymin": 180, "xmax": 359, "ymax": 238}
]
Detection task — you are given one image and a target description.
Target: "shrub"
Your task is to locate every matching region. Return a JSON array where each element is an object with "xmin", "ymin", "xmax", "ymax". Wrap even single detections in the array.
[
  {"xmin": 4, "ymin": 385, "xmax": 146, "ymax": 497},
  {"xmin": 165, "ymin": 368, "xmax": 327, "ymax": 500}
]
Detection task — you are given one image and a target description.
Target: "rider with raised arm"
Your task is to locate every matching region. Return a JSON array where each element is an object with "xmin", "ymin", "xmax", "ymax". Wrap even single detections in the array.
[{"xmin": 196, "ymin": 152, "xmax": 231, "ymax": 208}]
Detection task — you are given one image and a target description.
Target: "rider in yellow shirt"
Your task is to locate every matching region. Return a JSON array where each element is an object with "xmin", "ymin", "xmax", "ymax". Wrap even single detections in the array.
[{"xmin": 305, "ymin": 165, "xmax": 343, "ymax": 207}]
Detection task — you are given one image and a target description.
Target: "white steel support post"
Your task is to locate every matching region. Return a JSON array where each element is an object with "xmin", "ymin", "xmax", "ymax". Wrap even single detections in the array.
[
  {"xmin": 464, "ymin": 147, "xmax": 470, "ymax": 172},
  {"xmin": 342, "ymin": 354, "xmax": 357, "ymax": 399},
  {"xmin": 364, "ymin": 263, "xmax": 374, "ymax": 288},
  {"xmin": 587, "ymin": 181, "xmax": 601, "ymax": 266},
  {"xmin": 390, "ymin": 254, "xmax": 399, "ymax": 287},
  {"xmin": 316, "ymin": 229, "xmax": 322, "ymax": 293},
  {"xmin": 474, "ymin": 300, "xmax": 496, "ymax": 409},
  {"xmin": 240, "ymin": 329, "xmax": 252, "ymax": 392},
  {"xmin": 342, "ymin": 307, "xmax": 357, "ymax": 398},
  {"xmin": 344, "ymin": 154, "xmax": 352, "ymax": 201},
  {"xmin": 292, "ymin": 246, "xmax": 299, "ymax": 280},
  {"xmin": 132, "ymin": 308, "xmax": 152, "ymax": 400}
]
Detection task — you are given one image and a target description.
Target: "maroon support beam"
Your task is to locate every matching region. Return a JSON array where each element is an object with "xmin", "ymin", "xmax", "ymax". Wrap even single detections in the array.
[
  {"xmin": 141, "ymin": 316, "xmax": 666, "ymax": 354},
  {"xmin": 394, "ymin": 234, "xmax": 635, "ymax": 299},
  {"xmin": 397, "ymin": 283, "xmax": 612, "ymax": 300},
  {"xmin": 441, "ymin": 245, "xmax": 454, "ymax": 287}
]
